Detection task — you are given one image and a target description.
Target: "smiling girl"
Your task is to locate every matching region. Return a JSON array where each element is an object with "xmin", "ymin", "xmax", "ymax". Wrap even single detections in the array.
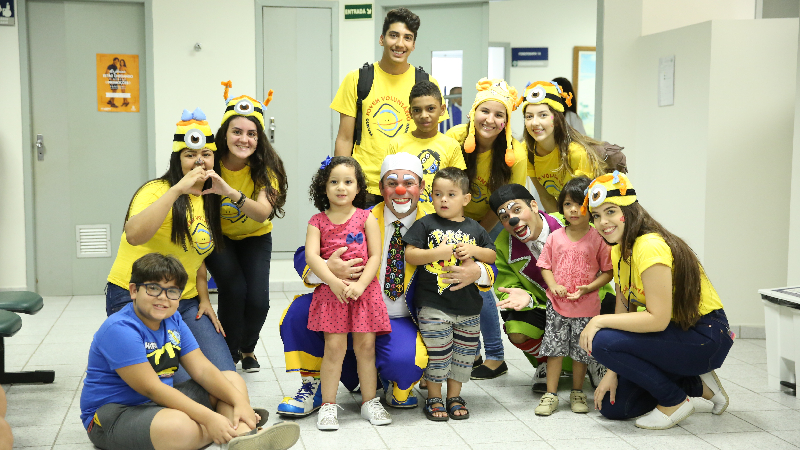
[{"xmin": 521, "ymin": 81, "xmax": 607, "ymax": 214}]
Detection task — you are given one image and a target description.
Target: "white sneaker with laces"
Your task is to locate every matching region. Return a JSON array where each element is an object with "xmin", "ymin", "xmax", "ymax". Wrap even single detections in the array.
[
  {"xmin": 699, "ymin": 370, "xmax": 729, "ymax": 415},
  {"xmin": 360, "ymin": 397, "xmax": 392, "ymax": 425},
  {"xmin": 635, "ymin": 398, "xmax": 695, "ymax": 430},
  {"xmin": 532, "ymin": 364, "xmax": 547, "ymax": 394},
  {"xmin": 316, "ymin": 403, "xmax": 343, "ymax": 431}
]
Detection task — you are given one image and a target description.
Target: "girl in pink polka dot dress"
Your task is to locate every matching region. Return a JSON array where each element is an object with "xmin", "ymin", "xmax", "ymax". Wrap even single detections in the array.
[{"xmin": 305, "ymin": 156, "xmax": 391, "ymax": 429}]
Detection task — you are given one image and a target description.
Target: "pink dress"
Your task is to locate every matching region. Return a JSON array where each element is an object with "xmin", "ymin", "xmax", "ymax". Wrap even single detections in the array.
[{"xmin": 307, "ymin": 208, "xmax": 390, "ymax": 334}]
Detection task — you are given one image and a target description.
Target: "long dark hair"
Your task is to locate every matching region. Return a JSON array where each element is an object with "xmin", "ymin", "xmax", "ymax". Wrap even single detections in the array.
[
  {"xmin": 461, "ymin": 129, "xmax": 512, "ymax": 194},
  {"xmin": 552, "ymin": 77, "xmax": 577, "ymax": 114},
  {"xmin": 617, "ymin": 202, "xmax": 703, "ymax": 330},
  {"xmin": 309, "ymin": 156, "xmax": 367, "ymax": 211},
  {"xmin": 524, "ymin": 104, "xmax": 606, "ymax": 180},
  {"xmin": 125, "ymin": 151, "xmax": 223, "ymax": 252},
  {"xmin": 214, "ymin": 115, "xmax": 288, "ymax": 220}
]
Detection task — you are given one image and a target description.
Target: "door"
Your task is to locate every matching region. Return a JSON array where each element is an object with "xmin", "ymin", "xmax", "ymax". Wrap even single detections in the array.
[
  {"xmin": 376, "ymin": 2, "xmax": 489, "ymax": 124},
  {"xmin": 262, "ymin": 6, "xmax": 334, "ymax": 257},
  {"xmin": 28, "ymin": 1, "xmax": 148, "ymax": 295}
]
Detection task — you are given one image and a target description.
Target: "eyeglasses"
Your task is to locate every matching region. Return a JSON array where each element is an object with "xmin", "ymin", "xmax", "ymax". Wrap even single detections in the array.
[{"xmin": 137, "ymin": 283, "xmax": 182, "ymax": 301}]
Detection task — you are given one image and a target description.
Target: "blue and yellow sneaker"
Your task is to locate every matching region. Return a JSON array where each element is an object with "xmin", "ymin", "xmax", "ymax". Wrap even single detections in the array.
[
  {"xmin": 381, "ymin": 377, "xmax": 418, "ymax": 409},
  {"xmin": 276, "ymin": 376, "xmax": 322, "ymax": 417}
]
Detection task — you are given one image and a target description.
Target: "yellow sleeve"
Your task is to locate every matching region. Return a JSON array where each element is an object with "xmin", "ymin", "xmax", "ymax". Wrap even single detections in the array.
[
  {"xmin": 634, "ymin": 234, "xmax": 673, "ymax": 274},
  {"xmin": 510, "ymin": 139, "xmax": 528, "ymax": 185},
  {"xmin": 568, "ymin": 142, "xmax": 595, "ymax": 178},
  {"xmin": 129, "ymin": 181, "xmax": 167, "ymax": 217},
  {"xmin": 450, "ymin": 140, "xmax": 466, "ymax": 169},
  {"xmin": 329, "ymin": 69, "xmax": 360, "ymax": 118},
  {"xmin": 445, "ymin": 124, "xmax": 467, "ymax": 144}
]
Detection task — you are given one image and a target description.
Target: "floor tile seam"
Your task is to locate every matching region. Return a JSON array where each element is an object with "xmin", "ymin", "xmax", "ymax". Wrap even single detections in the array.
[
  {"xmin": 10, "ymin": 296, "xmax": 74, "ymax": 394},
  {"xmin": 725, "ymin": 410, "xmax": 773, "ymax": 431},
  {"xmin": 767, "ymin": 430, "xmax": 800, "ymax": 448}
]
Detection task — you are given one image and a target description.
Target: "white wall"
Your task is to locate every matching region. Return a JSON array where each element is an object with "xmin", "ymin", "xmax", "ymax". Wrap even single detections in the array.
[
  {"xmin": 0, "ymin": 21, "xmax": 27, "ymax": 290},
  {"xmin": 790, "ymin": 17, "xmax": 800, "ymax": 286},
  {"xmin": 641, "ymin": 0, "xmax": 755, "ymax": 35}
]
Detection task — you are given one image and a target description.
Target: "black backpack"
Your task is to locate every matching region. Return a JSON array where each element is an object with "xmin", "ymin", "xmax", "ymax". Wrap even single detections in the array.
[{"xmin": 353, "ymin": 62, "xmax": 429, "ymax": 146}]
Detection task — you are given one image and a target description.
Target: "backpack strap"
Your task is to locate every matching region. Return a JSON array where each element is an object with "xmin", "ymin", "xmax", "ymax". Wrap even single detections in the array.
[
  {"xmin": 415, "ymin": 65, "xmax": 428, "ymax": 84},
  {"xmin": 354, "ymin": 62, "xmax": 374, "ymax": 146}
]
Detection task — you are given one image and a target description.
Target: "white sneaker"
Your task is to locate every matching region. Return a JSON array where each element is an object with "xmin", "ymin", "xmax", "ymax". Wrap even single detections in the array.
[
  {"xmin": 316, "ymin": 403, "xmax": 343, "ymax": 431},
  {"xmin": 360, "ymin": 397, "xmax": 392, "ymax": 425},
  {"xmin": 532, "ymin": 364, "xmax": 547, "ymax": 394},
  {"xmin": 534, "ymin": 393, "xmax": 559, "ymax": 416},
  {"xmin": 277, "ymin": 376, "xmax": 322, "ymax": 417},
  {"xmin": 635, "ymin": 399, "xmax": 695, "ymax": 430},
  {"xmin": 699, "ymin": 370, "xmax": 729, "ymax": 415}
]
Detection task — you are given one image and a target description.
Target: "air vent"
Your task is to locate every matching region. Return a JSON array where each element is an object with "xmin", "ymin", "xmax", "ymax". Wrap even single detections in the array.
[{"xmin": 76, "ymin": 224, "xmax": 111, "ymax": 258}]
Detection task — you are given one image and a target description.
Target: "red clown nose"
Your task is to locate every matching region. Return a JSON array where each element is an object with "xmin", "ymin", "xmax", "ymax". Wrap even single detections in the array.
[{"xmin": 395, "ymin": 185, "xmax": 407, "ymax": 195}]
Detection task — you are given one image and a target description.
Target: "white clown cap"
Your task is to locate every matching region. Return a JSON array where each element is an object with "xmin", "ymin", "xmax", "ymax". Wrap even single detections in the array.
[{"xmin": 380, "ymin": 153, "xmax": 424, "ymax": 181}]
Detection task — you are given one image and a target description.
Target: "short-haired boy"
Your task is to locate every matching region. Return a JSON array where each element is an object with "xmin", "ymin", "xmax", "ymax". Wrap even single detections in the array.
[
  {"xmin": 387, "ymin": 80, "xmax": 466, "ymax": 215},
  {"xmin": 80, "ymin": 253, "xmax": 299, "ymax": 450},
  {"xmin": 402, "ymin": 168, "xmax": 496, "ymax": 421}
]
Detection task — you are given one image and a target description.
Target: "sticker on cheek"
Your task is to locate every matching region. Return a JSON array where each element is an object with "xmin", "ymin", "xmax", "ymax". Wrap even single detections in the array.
[{"xmin": 620, "ymin": 216, "xmax": 625, "ymax": 222}]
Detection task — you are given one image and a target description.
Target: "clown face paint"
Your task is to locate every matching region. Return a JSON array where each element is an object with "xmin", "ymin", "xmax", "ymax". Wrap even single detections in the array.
[
  {"xmin": 380, "ymin": 170, "xmax": 421, "ymax": 218},
  {"xmin": 496, "ymin": 199, "xmax": 539, "ymax": 243},
  {"xmin": 591, "ymin": 202, "xmax": 625, "ymax": 244}
]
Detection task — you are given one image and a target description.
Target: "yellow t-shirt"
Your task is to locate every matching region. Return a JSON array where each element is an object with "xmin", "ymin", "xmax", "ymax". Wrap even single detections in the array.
[
  {"xmin": 611, "ymin": 233, "xmax": 723, "ymax": 316},
  {"xmin": 330, "ymin": 62, "xmax": 447, "ymax": 195},
  {"xmin": 527, "ymin": 141, "xmax": 594, "ymax": 198},
  {"xmin": 219, "ymin": 162, "xmax": 274, "ymax": 239},
  {"xmin": 107, "ymin": 180, "xmax": 214, "ymax": 300},
  {"xmin": 446, "ymin": 124, "xmax": 528, "ymax": 221},
  {"xmin": 387, "ymin": 132, "xmax": 466, "ymax": 215}
]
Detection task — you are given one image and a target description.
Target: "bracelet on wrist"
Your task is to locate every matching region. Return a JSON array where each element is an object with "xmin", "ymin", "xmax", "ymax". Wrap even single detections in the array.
[{"xmin": 234, "ymin": 190, "xmax": 246, "ymax": 208}]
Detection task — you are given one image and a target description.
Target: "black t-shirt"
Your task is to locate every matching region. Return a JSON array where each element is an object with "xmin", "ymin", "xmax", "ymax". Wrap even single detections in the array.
[{"xmin": 403, "ymin": 214, "xmax": 495, "ymax": 316}]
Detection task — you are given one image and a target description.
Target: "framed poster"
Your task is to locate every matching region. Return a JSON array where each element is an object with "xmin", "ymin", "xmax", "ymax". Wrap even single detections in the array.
[
  {"xmin": 96, "ymin": 53, "xmax": 140, "ymax": 112},
  {"xmin": 572, "ymin": 46, "xmax": 596, "ymax": 137}
]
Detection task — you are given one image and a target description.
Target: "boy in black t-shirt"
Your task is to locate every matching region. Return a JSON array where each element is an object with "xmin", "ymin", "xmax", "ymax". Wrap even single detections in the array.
[{"xmin": 403, "ymin": 167, "xmax": 495, "ymax": 422}]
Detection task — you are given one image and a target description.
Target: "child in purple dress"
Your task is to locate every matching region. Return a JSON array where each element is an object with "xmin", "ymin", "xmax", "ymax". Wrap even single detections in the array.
[{"xmin": 305, "ymin": 156, "xmax": 391, "ymax": 431}]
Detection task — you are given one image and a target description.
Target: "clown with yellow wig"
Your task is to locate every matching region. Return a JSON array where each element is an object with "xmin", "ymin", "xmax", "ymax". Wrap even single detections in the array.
[
  {"xmin": 201, "ymin": 81, "xmax": 288, "ymax": 373},
  {"xmin": 521, "ymin": 80, "xmax": 609, "ymax": 214},
  {"xmin": 105, "ymin": 107, "xmax": 238, "ymax": 383},
  {"xmin": 579, "ymin": 171, "xmax": 732, "ymax": 430}
]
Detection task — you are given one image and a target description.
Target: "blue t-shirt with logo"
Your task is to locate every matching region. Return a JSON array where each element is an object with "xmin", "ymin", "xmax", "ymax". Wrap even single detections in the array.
[{"xmin": 79, "ymin": 303, "xmax": 199, "ymax": 429}]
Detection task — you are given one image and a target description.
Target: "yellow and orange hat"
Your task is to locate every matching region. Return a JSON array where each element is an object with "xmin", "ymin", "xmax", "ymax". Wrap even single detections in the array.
[
  {"xmin": 172, "ymin": 108, "xmax": 216, "ymax": 152},
  {"xmin": 582, "ymin": 171, "xmax": 637, "ymax": 215},
  {"xmin": 520, "ymin": 80, "xmax": 573, "ymax": 114},
  {"xmin": 220, "ymin": 80, "xmax": 273, "ymax": 129},
  {"xmin": 463, "ymin": 78, "xmax": 522, "ymax": 167}
]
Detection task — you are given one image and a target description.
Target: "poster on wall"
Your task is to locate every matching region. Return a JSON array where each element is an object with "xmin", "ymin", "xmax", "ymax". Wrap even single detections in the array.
[
  {"xmin": 572, "ymin": 46, "xmax": 595, "ymax": 138},
  {"xmin": 96, "ymin": 53, "xmax": 139, "ymax": 112},
  {"xmin": 0, "ymin": 1, "xmax": 14, "ymax": 26}
]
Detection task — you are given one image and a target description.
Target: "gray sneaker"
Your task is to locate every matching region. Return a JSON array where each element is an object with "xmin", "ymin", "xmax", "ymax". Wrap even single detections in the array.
[{"xmin": 532, "ymin": 364, "xmax": 547, "ymax": 394}]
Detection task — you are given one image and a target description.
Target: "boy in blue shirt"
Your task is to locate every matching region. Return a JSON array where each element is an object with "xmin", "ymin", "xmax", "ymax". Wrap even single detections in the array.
[{"xmin": 80, "ymin": 253, "xmax": 299, "ymax": 450}]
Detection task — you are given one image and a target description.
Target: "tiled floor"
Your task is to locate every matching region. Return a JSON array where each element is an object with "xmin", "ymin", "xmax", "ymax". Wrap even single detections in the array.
[{"xmin": 5, "ymin": 291, "xmax": 800, "ymax": 449}]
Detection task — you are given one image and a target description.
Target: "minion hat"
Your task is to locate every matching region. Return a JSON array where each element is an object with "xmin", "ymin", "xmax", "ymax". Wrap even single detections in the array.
[
  {"xmin": 463, "ymin": 78, "xmax": 522, "ymax": 167},
  {"xmin": 220, "ymin": 80, "xmax": 273, "ymax": 129},
  {"xmin": 582, "ymin": 171, "xmax": 637, "ymax": 215},
  {"xmin": 489, "ymin": 183, "xmax": 534, "ymax": 217},
  {"xmin": 172, "ymin": 108, "xmax": 216, "ymax": 152},
  {"xmin": 520, "ymin": 80, "xmax": 573, "ymax": 114}
]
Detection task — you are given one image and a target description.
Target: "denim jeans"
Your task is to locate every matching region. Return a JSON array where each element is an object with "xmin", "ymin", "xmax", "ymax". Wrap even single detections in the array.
[
  {"xmin": 476, "ymin": 222, "xmax": 505, "ymax": 361},
  {"xmin": 105, "ymin": 282, "xmax": 235, "ymax": 384},
  {"xmin": 593, "ymin": 308, "xmax": 733, "ymax": 419},
  {"xmin": 205, "ymin": 233, "xmax": 272, "ymax": 356}
]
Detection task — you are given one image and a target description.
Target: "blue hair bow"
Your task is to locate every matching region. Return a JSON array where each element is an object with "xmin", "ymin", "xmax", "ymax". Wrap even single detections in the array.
[
  {"xmin": 320, "ymin": 155, "xmax": 333, "ymax": 170},
  {"xmin": 181, "ymin": 108, "xmax": 207, "ymax": 121},
  {"xmin": 346, "ymin": 232, "xmax": 364, "ymax": 245},
  {"xmin": 612, "ymin": 170, "xmax": 620, "ymax": 184}
]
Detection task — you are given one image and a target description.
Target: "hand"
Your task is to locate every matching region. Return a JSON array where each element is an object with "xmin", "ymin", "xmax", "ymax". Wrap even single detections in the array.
[
  {"xmin": 201, "ymin": 170, "xmax": 235, "ymax": 198},
  {"xmin": 440, "ymin": 258, "xmax": 481, "ymax": 291},
  {"xmin": 551, "ymin": 285, "xmax": 568, "ymax": 298},
  {"xmin": 433, "ymin": 243, "xmax": 454, "ymax": 261},
  {"xmin": 566, "ymin": 285, "xmax": 591, "ymax": 301},
  {"xmin": 496, "ymin": 287, "xmax": 532, "ymax": 310},
  {"xmin": 454, "ymin": 243, "xmax": 477, "ymax": 261},
  {"xmin": 173, "ymin": 166, "xmax": 209, "ymax": 196},
  {"xmin": 593, "ymin": 370, "xmax": 618, "ymax": 410},
  {"xmin": 327, "ymin": 247, "xmax": 363, "ymax": 280},
  {"xmin": 329, "ymin": 279, "xmax": 350, "ymax": 304},
  {"xmin": 344, "ymin": 281, "xmax": 366, "ymax": 300},
  {"xmin": 579, "ymin": 316, "xmax": 602, "ymax": 354},
  {"xmin": 201, "ymin": 411, "xmax": 237, "ymax": 444},
  {"xmin": 196, "ymin": 300, "xmax": 225, "ymax": 337},
  {"xmin": 232, "ymin": 403, "xmax": 257, "ymax": 431}
]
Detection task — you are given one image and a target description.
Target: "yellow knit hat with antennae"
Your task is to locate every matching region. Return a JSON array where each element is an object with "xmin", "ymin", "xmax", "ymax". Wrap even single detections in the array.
[
  {"xmin": 463, "ymin": 78, "xmax": 521, "ymax": 167},
  {"xmin": 520, "ymin": 80, "xmax": 573, "ymax": 114},
  {"xmin": 220, "ymin": 80, "xmax": 274, "ymax": 129}
]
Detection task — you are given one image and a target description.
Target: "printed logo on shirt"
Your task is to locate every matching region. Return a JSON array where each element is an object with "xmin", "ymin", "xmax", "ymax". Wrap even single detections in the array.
[
  {"xmin": 417, "ymin": 149, "xmax": 442, "ymax": 206},
  {"xmin": 470, "ymin": 179, "xmax": 488, "ymax": 204},
  {"xmin": 220, "ymin": 196, "xmax": 248, "ymax": 224},
  {"xmin": 424, "ymin": 228, "xmax": 477, "ymax": 294},
  {"xmin": 189, "ymin": 219, "xmax": 214, "ymax": 255},
  {"xmin": 543, "ymin": 179, "xmax": 561, "ymax": 197},
  {"xmin": 146, "ymin": 330, "xmax": 182, "ymax": 378},
  {"xmin": 365, "ymin": 97, "xmax": 411, "ymax": 139},
  {"xmin": 620, "ymin": 282, "xmax": 646, "ymax": 308}
]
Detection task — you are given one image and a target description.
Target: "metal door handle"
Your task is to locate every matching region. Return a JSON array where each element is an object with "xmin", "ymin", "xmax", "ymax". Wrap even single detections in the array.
[
  {"xmin": 269, "ymin": 117, "xmax": 275, "ymax": 144},
  {"xmin": 36, "ymin": 134, "xmax": 44, "ymax": 161}
]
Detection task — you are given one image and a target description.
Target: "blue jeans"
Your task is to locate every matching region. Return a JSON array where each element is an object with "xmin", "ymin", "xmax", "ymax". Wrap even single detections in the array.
[
  {"xmin": 593, "ymin": 309, "xmax": 733, "ymax": 419},
  {"xmin": 476, "ymin": 222, "xmax": 504, "ymax": 361},
  {"xmin": 205, "ymin": 233, "xmax": 272, "ymax": 356},
  {"xmin": 105, "ymin": 283, "xmax": 235, "ymax": 384}
]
